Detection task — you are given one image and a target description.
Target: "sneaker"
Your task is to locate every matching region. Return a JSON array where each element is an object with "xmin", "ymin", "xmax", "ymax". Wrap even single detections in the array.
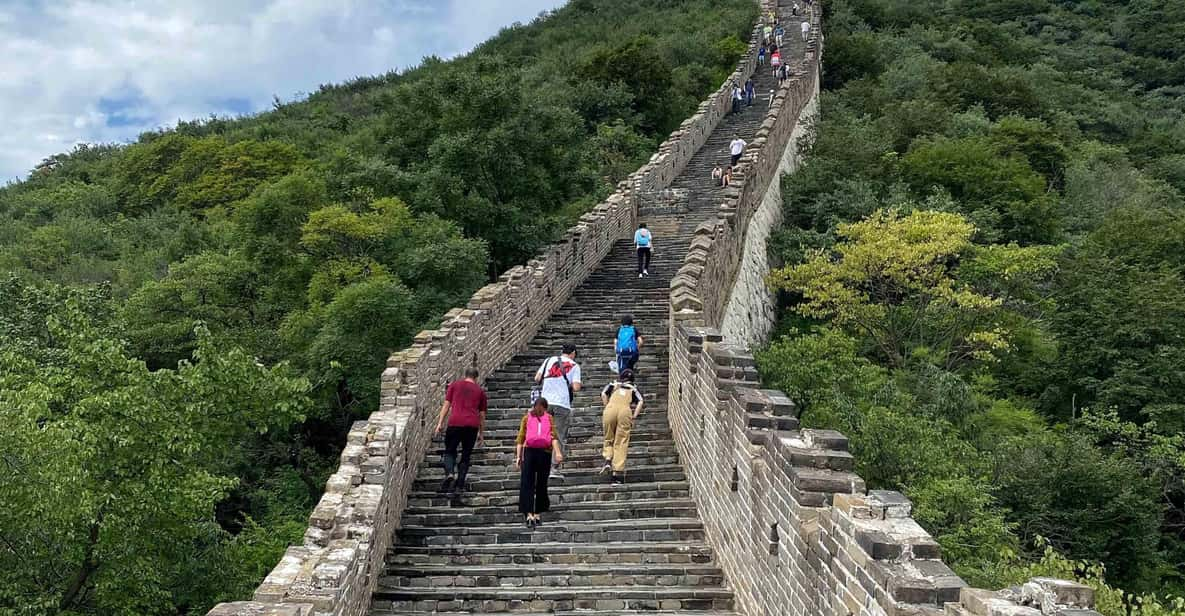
[
  {"xmin": 608, "ymin": 360, "xmax": 619, "ymax": 374},
  {"xmin": 599, "ymin": 462, "xmax": 612, "ymax": 475},
  {"xmin": 549, "ymin": 468, "xmax": 563, "ymax": 479},
  {"xmin": 611, "ymin": 474, "xmax": 625, "ymax": 485},
  {"xmin": 438, "ymin": 476, "xmax": 455, "ymax": 493},
  {"xmin": 638, "ymin": 273, "xmax": 643, "ymax": 278},
  {"xmin": 643, "ymin": 269, "xmax": 649, "ymax": 276}
]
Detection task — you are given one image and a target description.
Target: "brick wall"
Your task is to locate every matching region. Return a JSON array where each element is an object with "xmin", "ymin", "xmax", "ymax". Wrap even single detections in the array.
[
  {"xmin": 205, "ymin": 3, "xmax": 777, "ymax": 615},
  {"xmin": 665, "ymin": 6, "xmax": 1107, "ymax": 616}
]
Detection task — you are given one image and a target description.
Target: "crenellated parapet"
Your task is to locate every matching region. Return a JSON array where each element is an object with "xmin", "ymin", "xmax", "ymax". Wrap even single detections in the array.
[
  {"xmin": 668, "ymin": 327, "xmax": 1103, "ymax": 616},
  {"xmin": 206, "ymin": 1, "xmax": 790, "ymax": 614},
  {"xmin": 663, "ymin": 5, "xmax": 1104, "ymax": 616}
]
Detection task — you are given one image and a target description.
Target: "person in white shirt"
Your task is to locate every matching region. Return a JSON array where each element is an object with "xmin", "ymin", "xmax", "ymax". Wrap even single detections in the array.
[
  {"xmin": 801, "ymin": 20, "xmax": 811, "ymax": 41},
  {"xmin": 634, "ymin": 223, "xmax": 653, "ymax": 277},
  {"xmin": 729, "ymin": 135, "xmax": 747, "ymax": 166},
  {"xmin": 534, "ymin": 343, "xmax": 582, "ymax": 477}
]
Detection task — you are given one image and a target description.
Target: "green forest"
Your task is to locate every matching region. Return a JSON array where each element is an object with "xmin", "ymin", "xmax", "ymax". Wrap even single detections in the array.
[
  {"xmin": 0, "ymin": 0, "xmax": 758, "ymax": 613},
  {"xmin": 757, "ymin": 0, "xmax": 1185, "ymax": 612}
]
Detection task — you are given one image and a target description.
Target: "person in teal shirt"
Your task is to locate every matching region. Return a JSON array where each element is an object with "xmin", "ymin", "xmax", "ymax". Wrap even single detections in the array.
[{"xmin": 634, "ymin": 223, "xmax": 652, "ymax": 277}]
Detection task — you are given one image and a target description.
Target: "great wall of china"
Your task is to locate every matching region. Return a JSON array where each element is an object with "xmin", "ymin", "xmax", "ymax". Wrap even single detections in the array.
[{"xmin": 208, "ymin": 1, "xmax": 1106, "ymax": 615}]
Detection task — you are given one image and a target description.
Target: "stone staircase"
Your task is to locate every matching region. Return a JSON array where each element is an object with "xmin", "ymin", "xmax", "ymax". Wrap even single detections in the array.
[{"xmin": 368, "ymin": 7, "xmax": 804, "ymax": 615}]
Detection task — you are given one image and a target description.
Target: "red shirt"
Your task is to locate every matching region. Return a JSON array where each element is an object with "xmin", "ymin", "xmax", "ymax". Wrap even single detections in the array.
[{"xmin": 445, "ymin": 379, "xmax": 487, "ymax": 428}]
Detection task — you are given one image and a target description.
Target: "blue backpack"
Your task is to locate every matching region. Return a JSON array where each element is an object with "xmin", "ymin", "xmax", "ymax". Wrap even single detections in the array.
[{"xmin": 616, "ymin": 325, "xmax": 638, "ymax": 353}]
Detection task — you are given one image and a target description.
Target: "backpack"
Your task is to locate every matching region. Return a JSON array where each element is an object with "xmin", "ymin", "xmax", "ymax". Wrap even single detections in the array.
[
  {"xmin": 541, "ymin": 356, "xmax": 574, "ymax": 403},
  {"xmin": 525, "ymin": 413, "xmax": 552, "ymax": 448},
  {"xmin": 616, "ymin": 325, "xmax": 638, "ymax": 353}
]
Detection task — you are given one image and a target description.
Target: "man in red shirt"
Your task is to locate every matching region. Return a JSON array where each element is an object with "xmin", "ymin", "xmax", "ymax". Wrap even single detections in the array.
[{"xmin": 434, "ymin": 367, "xmax": 488, "ymax": 494}]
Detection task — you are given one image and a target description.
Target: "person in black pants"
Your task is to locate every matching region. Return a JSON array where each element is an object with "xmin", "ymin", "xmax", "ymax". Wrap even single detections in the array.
[
  {"xmin": 434, "ymin": 367, "xmax": 487, "ymax": 494},
  {"xmin": 516, "ymin": 397, "xmax": 563, "ymax": 527},
  {"xmin": 634, "ymin": 223, "xmax": 653, "ymax": 277}
]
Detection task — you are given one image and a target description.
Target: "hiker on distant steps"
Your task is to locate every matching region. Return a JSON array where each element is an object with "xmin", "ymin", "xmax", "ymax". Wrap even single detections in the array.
[
  {"xmin": 729, "ymin": 135, "xmax": 747, "ymax": 166},
  {"xmin": 634, "ymin": 222, "xmax": 653, "ymax": 277},
  {"xmin": 434, "ymin": 367, "xmax": 487, "ymax": 495},
  {"xmin": 600, "ymin": 369, "xmax": 644, "ymax": 485},
  {"xmin": 517, "ymin": 397, "xmax": 562, "ymax": 527},
  {"xmin": 534, "ymin": 343, "xmax": 582, "ymax": 478},
  {"xmin": 614, "ymin": 314, "xmax": 644, "ymax": 374}
]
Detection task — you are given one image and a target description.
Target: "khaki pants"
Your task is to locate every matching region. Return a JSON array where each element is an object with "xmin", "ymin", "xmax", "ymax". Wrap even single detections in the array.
[{"xmin": 602, "ymin": 404, "xmax": 634, "ymax": 473}]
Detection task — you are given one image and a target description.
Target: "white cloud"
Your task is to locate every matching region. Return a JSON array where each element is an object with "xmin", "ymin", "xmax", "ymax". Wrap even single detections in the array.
[{"xmin": 0, "ymin": 0, "xmax": 565, "ymax": 181}]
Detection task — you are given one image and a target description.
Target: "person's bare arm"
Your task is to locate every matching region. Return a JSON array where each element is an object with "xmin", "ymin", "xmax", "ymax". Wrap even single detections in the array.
[
  {"xmin": 434, "ymin": 400, "xmax": 451, "ymax": 435},
  {"xmin": 633, "ymin": 398, "xmax": 645, "ymax": 419}
]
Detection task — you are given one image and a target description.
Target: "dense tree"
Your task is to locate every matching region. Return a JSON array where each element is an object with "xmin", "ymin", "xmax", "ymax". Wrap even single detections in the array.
[
  {"xmin": 760, "ymin": 0, "xmax": 1185, "ymax": 606},
  {"xmin": 0, "ymin": 0, "xmax": 760, "ymax": 611}
]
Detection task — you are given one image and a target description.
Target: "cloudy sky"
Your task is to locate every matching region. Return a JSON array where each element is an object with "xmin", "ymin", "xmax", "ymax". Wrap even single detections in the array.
[{"xmin": 0, "ymin": 0, "xmax": 567, "ymax": 181}]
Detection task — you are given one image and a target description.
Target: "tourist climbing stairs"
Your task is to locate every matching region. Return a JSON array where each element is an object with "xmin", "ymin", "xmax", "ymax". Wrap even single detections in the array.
[{"xmin": 368, "ymin": 3, "xmax": 805, "ymax": 614}]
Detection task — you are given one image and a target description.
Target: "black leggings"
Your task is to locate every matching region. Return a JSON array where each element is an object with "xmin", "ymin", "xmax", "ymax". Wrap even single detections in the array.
[
  {"xmin": 443, "ymin": 426, "xmax": 478, "ymax": 483},
  {"xmin": 637, "ymin": 247, "xmax": 651, "ymax": 273},
  {"xmin": 519, "ymin": 448, "xmax": 552, "ymax": 514}
]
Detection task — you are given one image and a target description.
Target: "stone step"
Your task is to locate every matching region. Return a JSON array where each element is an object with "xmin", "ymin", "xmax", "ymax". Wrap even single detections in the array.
[
  {"xmin": 388, "ymin": 541, "xmax": 716, "ymax": 567},
  {"xmin": 381, "ymin": 562, "xmax": 724, "ymax": 586},
  {"xmin": 406, "ymin": 480, "xmax": 692, "ymax": 509},
  {"xmin": 395, "ymin": 518, "xmax": 707, "ymax": 547},
  {"xmin": 370, "ymin": 585, "xmax": 734, "ymax": 613},
  {"xmin": 412, "ymin": 464, "xmax": 686, "ymax": 492},
  {"xmin": 402, "ymin": 498, "xmax": 699, "ymax": 527},
  {"xmin": 427, "ymin": 442, "xmax": 677, "ymax": 459},
  {"xmin": 422, "ymin": 449, "xmax": 679, "ymax": 470}
]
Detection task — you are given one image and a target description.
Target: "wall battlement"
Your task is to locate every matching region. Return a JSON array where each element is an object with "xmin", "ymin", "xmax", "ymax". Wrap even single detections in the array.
[
  {"xmin": 205, "ymin": 1, "xmax": 1105, "ymax": 615},
  {"xmin": 206, "ymin": 2, "xmax": 780, "ymax": 614},
  {"xmin": 664, "ymin": 6, "xmax": 1107, "ymax": 616}
]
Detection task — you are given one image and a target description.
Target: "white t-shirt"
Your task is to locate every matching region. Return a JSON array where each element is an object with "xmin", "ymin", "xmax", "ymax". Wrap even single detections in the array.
[
  {"xmin": 538, "ymin": 356, "xmax": 581, "ymax": 410},
  {"xmin": 801, "ymin": 21, "xmax": 811, "ymax": 34},
  {"xmin": 730, "ymin": 139, "xmax": 746, "ymax": 156}
]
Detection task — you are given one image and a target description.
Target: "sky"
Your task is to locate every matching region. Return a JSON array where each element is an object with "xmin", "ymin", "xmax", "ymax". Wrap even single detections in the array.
[{"xmin": 0, "ymin": 0, "xmax": 567, "ymax": 181}]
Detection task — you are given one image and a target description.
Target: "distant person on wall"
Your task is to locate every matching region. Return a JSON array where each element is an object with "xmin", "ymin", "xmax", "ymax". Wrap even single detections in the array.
[
  {"xmin": 770, "ymin": 50, "xmax": 782, "ymax": 79},
  {"xmin": 745, "ymin": 77, "xmax": 755, "ymax": 106},
  {"xmin": 614, "ymin": 315, "xmax": 643, "ymax": 374},
  {"xmin": 763, "ymin": 23, "xmax": 773, "ymax": 45},
  {"xmin": 731, "ymin": 82, "xmax": 744, "ymax": 114},
  {"xmin": 723, "ymin": 165, "xmax": 733, "ymax": 187},
  {"xmin": 600, "ymin": 369, "xmax": 644, "ymax": 485},
  {"xmin": 768, "ymin": 89, "xmax": 776, "ymax": 109},
  {"xmin": 534, "ymin": 343, "xmax": 581, "ymax": 478},
  {"xmin": 516, "ymin": 397, "xmax": 562, "ymax": 528},
  {"xmin": 792, "ymin": 2, "xmax": 800, "ymax": 16},
  {"xmin": 758, "ymin": 44, "xmax": 767, "ymax": 66},
  {"xmin": 712, "ymin": 165, "xmax": 724, "ymax": 187},
  {"xmin": 780, "ymin": 64, "xmax": 790, "ymax": 84},
  {"xmin": 775, "ymin": 23, "xmax": 785, "ymax": 47},
  {"xmin": 634, "ymin": 223, "xmax": 653, "ymax": 277},
  {"xmin": 801, "ymin": 20, "xmax": 811, "ymax": 41},
  {"xmin": 434, "ymin": 367, "xmax": 487, "ymax": 495},
  {"xmin": 729, "ymin": 135, "xmax": 747, "ymax": 166}
]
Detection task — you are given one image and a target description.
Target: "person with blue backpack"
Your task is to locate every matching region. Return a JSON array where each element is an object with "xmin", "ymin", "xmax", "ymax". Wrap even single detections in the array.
[
  {"xmin": 634, "ymin": 222, "xmax": 653, "ymax": 277},
  {"xmin": 614, "ymin": 315, "xmax": 644, "ymax": 374}
]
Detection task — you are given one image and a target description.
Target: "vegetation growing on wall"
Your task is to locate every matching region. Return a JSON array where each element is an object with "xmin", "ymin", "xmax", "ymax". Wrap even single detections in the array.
[
  {"xmin": 757, "ymin": 0, "xmax": 1185, "ymax": 609},
  {"xmin": 0, "ymin": 0, "xmax": 759, "ymax": 612}
]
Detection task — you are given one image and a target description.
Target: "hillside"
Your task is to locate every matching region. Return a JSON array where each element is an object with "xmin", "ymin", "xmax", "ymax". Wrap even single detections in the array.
[
  {"xmin": 758, "ymin": 0, "xmax": 1185, "ymax": 608},
  {"xmin": 0, "ymin": 0, "xmax": 759, "ymax": 613}
]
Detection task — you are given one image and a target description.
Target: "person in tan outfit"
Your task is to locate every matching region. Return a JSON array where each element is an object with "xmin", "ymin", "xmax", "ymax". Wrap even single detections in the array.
[{"xmin": 599, "ymin": 369, "xmax": 644, "ymax": 485}]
